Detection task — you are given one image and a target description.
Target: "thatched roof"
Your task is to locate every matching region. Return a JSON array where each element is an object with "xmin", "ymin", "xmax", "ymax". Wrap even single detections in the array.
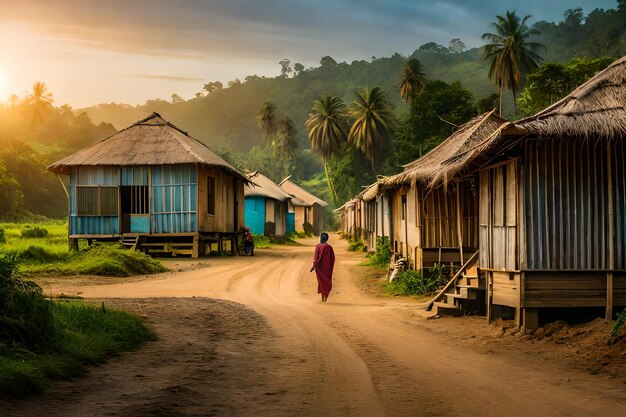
[
  {"xmin": 245, "ymin": 171, "xmax": 292, "ymax": 201},
  {"xmin": 361, "ymin": 182, "xmax": 380, "ymax": 202},
  {"xmin": 430, "ymin": 55, "xmax": 626, "ymax": 185},
  {"xmin": 48, "ymin": 113, "xmax": 249, "ymax": 182},
  {"xmin": 518, "ymin": 55, "xmax": 626, "ymax": 138},
  {"xmin": 278, "ymin": 177, "xmax": 328, "ymax": 207},
  {"xmin": 380, "ymin": 111, "xmax": 507, "ymax": 188}
]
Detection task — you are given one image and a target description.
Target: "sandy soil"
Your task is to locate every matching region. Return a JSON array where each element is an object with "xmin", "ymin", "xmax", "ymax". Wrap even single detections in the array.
[{"xmin": 2, "ymin": 236, "xmax": 625, "ymax": 417}]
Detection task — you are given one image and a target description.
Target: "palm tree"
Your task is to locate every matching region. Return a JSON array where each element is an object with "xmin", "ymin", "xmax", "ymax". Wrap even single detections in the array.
[
  {"xmin": 26, "ymin": 81, "xmax": 53, "ymax": 124},
  {"xmin": 348, "ymin": 86, "xmax": 394, "ymax": 175},
  {"xmin": 305, "ymin": 94, "xmax": 348, "ymax": 204},
  {"xmin": 482, "ymin": 10, "xmax": 544, "ymax": 115},
  {"xmin": 257, "ymin": 101, "xmax": 277, "ymax": 145},
  {"xmin": 276, "ymin": 118, "xmax": 300, "ymax": 178},
  {"xmin": 399, "ymin": 58, "xmax": 425, "ymax": 104}
]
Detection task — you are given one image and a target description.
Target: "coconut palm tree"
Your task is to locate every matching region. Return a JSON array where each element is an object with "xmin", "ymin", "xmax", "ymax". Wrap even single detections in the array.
[
  {"xmin": 26, "ymin": 82, "xmax": 53, "ymax": 124},
  {"xmin": 276, "ymin": 118, "xmax": 300, "ymax": 178},
  {"xmin": 348, "ymin": 86, "xmax": 394, "ymax": 175},
  {"xmin": 305, "ymin": 94, "xmax": 348, "ymax": 204},
  {"xmin": 257, "ymin": 101, "xmax": 278, "ymax": 145},
  {"xmin": 482, "ymin": 10, "xmax": 544, "ymax": 115},
  {"xmin": 399, "ymin": 58, "xmax": 425, "ymax": 104}
]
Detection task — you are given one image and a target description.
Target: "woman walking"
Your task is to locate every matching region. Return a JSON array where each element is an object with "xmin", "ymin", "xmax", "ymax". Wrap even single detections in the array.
[{"xmin": 310, "ymin": 232, "xmax": 335, "ymax": 302}]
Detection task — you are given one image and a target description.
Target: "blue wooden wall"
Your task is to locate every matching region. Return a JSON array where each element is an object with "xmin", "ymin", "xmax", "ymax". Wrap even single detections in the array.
[
  {"xmin": 151, "ymin": 165, "xmax": 197, "ymax": 233},
  {"xmin": 244, "ymin": 197, "xmax": 266, "ymax": 235},
  {"xmin": 69, "ymin": 164, "xmax": 198, "ymax": 236},
  {"xmin": 286, "ymin": 212, "xmax": 295, "ymax": 234},
  {"xmin": 69, "ymin": 166, "xmax": 119, "ymax": 235}
]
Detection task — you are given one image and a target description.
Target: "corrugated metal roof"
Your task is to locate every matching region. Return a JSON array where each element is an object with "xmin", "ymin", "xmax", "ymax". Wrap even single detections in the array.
[{"xmin": 47, "ymin": 113, "xmax": 248, "ymax": 182}]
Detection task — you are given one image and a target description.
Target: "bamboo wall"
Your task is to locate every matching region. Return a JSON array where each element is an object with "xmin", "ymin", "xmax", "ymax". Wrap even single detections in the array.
[{"xmin": 523, "ymin": 139, "xmax": 625, "ymax": 270}]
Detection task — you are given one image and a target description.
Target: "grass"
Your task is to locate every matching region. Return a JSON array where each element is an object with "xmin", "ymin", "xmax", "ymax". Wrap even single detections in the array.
[
  {"xmin": 252, "ymin": 233, "xmax": 303, "ymax": 249},
  {"xmin": 384, "ymin": 265, "xmax": 450, "ymax": 297},
  {"xmin": 363, "ymin": 237, "xmax": 392, "ymax": 268},
  {"xmin": 0, "ymin": 221, "xmax": 166, "ymax": 277},
  {"xmin": 0, "ymin": 254, "xmax": 154, "ymax": 397},
  {"xmin": 611, "ymin": 308, "xmax": 626, "ymax": 336}
]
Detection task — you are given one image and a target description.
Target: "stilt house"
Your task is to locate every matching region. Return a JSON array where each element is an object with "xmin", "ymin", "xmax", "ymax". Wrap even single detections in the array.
[
  {"xmin": 279, "ymin": 177, "xmax": 328, "ymax": 235},
  {"xmin": 430, "ymin": 56, "xmax": 626, "ymax": 328},
  {"xmin": 47, "ymin": 113, "xmax": 250, "ymax": 257},
  {"xmin": 379, "ymin": 111, "xmax": 506, "ymax": 272},
  {"xmin": 244, "ymin": 171, "xmax": 291, "ymax": 237}
]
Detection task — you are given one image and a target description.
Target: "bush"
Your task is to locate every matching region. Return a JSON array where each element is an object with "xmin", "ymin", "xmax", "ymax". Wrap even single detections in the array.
[
  {"xmin": 80, "ymin": 245, "xmax": 166, "ymax": 276},
  {"xmin": 0, "ymin": 252, "xmax": 53, "ymax": 348},
  {"xmin": 20, "ymin": 226, "xmax": 49, "ymax": 238},
  {"xmin": 612, "ymin": 308, "xmax": 626, "ymax": 336},
  {"xmin": 366, "ymin": 236, "xmax": 391, "ymax": 267},
  {"xmin": 0, "ymin": 227, "xmax": 5, "ymax": 244},
  {"xmin": 12, "ymin": 245, "xmax": 69, "ymax": 263},
  {"xmin": 348, "ymin": 239, "xmax": 365, "ymax": 251},
  {"xmin": 385, "ymin": 264, "xmax": 450, "ymax": 296}
]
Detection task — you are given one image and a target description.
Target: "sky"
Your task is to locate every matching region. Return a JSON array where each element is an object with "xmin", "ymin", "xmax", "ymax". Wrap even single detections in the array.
[{"xmin": 0, "ymin": 0, "xmax": 617, "ymax": 108}]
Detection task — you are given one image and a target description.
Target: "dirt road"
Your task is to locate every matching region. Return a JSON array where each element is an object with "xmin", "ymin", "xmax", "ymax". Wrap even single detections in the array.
[{"xmin": 4, "ymin": 236, "xmax": 626, "ymax": 416}]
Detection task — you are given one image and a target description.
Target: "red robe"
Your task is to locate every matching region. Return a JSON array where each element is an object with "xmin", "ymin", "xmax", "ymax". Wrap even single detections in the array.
[{"xmin": 313, "ymin": 243, "xmax": 335, "ymax": 296}]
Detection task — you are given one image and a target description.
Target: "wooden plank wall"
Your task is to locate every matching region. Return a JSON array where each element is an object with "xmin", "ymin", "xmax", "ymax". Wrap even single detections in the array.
[
  {"xmin": 523, "ymin": 139, "xmax": 625, "ymax": 270},
  {"xmin": 524, "ymin": 272, "xmax": 607, "ymax": 308}
]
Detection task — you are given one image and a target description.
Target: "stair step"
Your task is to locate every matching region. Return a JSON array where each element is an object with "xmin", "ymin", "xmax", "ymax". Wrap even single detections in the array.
[
  {"xmin": 456, "ymin": 284, "xmax": 485, "ymax": 289},
  {"xmin": 433, "ymin": 301, "xmax": 462, "ymax": 317},
  {"xmin": 463, "ymin": 274, "xmax": 478, "ymax": 279},
  {"xmin": 445, "ymin": 292, "xmax": 478, "ymax": 300}
]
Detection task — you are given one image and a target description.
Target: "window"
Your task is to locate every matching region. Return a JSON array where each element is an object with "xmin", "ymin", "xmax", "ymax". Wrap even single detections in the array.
[
  {"xmin": 401, "ymin": 195, "xmax": 407, "ymax": 220},
  {"xmin": 76, "ymin": 186, "xmax": 118, "ymax": 216},
  {"xmin": 207, "ymin": 176, "xmax": 215, "ymax": 215},
  {"xmin": 131, "ymin": 185, "xmax": 149, "ymax": 214}
]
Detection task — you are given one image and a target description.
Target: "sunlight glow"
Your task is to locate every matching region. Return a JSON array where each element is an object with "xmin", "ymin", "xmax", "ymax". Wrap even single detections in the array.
[{"xmin": 0, "ymin": 68, "xmax": 8, "ymax": 101}]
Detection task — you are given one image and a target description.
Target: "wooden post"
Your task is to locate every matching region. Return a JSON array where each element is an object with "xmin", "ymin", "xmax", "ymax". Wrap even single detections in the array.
[
  {"xmin": 606, "ymin": 142, "xmax": 615, "ymax": 320},
  {"xmin": 68, "ymin": 238, "xmax": 79, "ymax": 252},
  {"xmin": 192, "ymin": 234, "xmax": 199, "ymax": 258},
  {"xmin": 456, "ymin": 181, "xmax": 464, "ymax": 264},
  {"xmin": 523, "ymin": 308, "xmax": 539, "ymax": 331}
]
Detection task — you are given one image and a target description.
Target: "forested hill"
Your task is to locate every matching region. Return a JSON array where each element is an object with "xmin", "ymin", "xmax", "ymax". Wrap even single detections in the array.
[
  {"xmin": 81, "ymin": 4, "xmax": 626, "ymax": 154},
  {"xmin": 81, "ymin": 51, "xmax": 497, "ymax": 153}
]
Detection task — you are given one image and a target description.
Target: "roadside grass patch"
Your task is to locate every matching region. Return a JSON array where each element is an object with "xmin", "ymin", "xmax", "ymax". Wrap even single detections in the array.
[
  {"xmin": 384, "ymin": 265, "xmax": 449, "ymax": 297},
  {"xmin": 252, "ymin": 234, "xmax": 302, "ymax": 249},
  {"xmin": 1, "ymin": 222, "xmax": 166, "ymax": 277},
  {"xmin": 0, "ymin": 254, "xmax": 154, "ymax": 397},
  {"xmin": 363, "ymin": 237, "xmax": 391, "ymax": 268},
  {"xmin": 347, "ymin": 239, "xmax": 365, "ymax": 252}
]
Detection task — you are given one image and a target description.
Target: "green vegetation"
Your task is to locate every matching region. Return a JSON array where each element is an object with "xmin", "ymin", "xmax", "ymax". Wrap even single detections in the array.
[
  {"xmin": 611, "ymin": 308, "xmax": 626, "ymax": 337},
  {"xmin": 252, "ymin": 234, "xmax": 302, "ymax": 249},
  {"xmin": 347, "ymin": 239, "xmax": 366, "ymax": 252},
  {"xmin": 0, "ymin": 221, "xmax": 166, "ymax": 277},
  {"xmin": 365, "ymin": 237, "xmax": 392, "ymax": 268},
  {"xmin": 0, "ymin": 253, "xmax": 154, "ymax": 397},
  {"xmin": 385, "ymin": 265, "xmax": 449, "ymax": 297}
]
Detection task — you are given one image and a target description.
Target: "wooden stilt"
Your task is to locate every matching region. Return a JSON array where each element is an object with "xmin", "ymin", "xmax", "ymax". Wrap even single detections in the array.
[
  {"xmin": 606, "ymin": 272, "xmax": 614, "ymax": 320},
  {"xmin": 192, "ymin": 234, "xmax": 199, "ymax": 258},
  {"xmin": 522, "ymin": 308, "xmax": 539, "ymax": 331},
  {"xmin": 68, "ymin": 238, "xmax": 79, "ymax": 252}
]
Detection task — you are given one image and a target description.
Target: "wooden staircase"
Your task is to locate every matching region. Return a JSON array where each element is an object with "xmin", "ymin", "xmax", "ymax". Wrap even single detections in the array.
[
  {"xmin": 425, "ymin": 251, "xmax": 485, "ymax": 316},
  {"xmin": 119, "ymin": 234, "xmax": 140, "ymax": 251}
]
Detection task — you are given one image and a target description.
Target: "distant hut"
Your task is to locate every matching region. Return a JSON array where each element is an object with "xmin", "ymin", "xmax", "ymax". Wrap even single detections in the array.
[
  {"xmin": 379, "ymin": 111, "xmax": 506, "ymax": 272},
  {"xmin": 431, "ymin": 56, "xmax": 626, "ymax": 328},
  {"xmin": 279, "ymin": 177, "xmax": 328, "ymax": 235},
  {"xmin": 244, "ymin": 171, "xmax": 291, "ymax": 237},
  {"xmin": 47, "ymin": 113, "xmax": 250, "ymax": 257}
]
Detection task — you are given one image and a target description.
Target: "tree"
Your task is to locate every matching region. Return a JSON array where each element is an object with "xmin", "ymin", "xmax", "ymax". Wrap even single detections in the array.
[
  {"xmin": 482, "ymin": 10, "xmax": 544, "ymax": 115},
  {"xmin": 449, "ymin": 38, "xmax": 466, "ymax": 54},
  {"xmin": 293, "ymin": 63, "xmax": 304, "ymax": 75},
  {"xmin": 418, "ymin": 42, "xmax": 449, "ymax": 54},
  {"xmin": 399, "ymin": 58, "xmax": 426, "ymax": 104},
  {"xmin": 203, "ymin": 81, "xmax": 223, "ymax": 94},
  {"xmin": 279, "ymin": 58, "xmax": 292, "ymax": 77},
  {"xmin": 563, "ymin": 7, "xmax": 584, "ymax": 27},
  {"xmin": 305, "ymin": 94, "xmax": 348, "ymax": 204},
  {"xmin": 348, "ymin": 86, "xmax": 394, "ymax": 175},
  {"xmin": 320, "ymin": 56, "xmax": 338, "ymax": 68},
  {"xmin": 228, "ymin": 78, "xmax": 242, "ymax": 88},
  {"xmin": 257, "ymin": 101, "xmax": 278, "ymax": 145},
  {"xmin": 276, "ymin": 118, "xmax": 300, "ymax": 178},
  {"xmin": 171, "ymin": 93, "xmax": 184, "ymax": 104},
  {"xmin": 25, "ymin": 82, "xmax": 53, "ymax": 125}
]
